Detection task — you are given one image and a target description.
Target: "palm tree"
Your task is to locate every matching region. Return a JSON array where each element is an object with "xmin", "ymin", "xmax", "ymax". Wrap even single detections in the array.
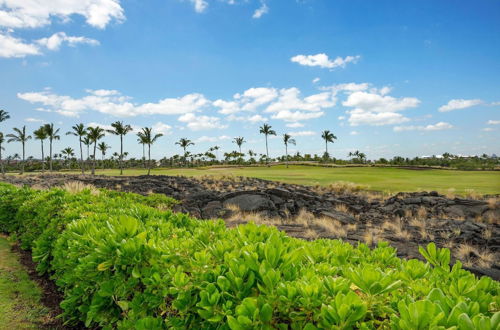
[
  {"xmin": 139, "ymin": 127, "xmax": 163, "ymax": 175},
  {"xmin": 87, "ymin": 126, "xmax": 105, "ymax": 175},
  {"xmin": 283, "ymin": 133, "xmax": 296, "ymax": 168},
  {"xmin": 259, "ymin": 123, "xmax": 276, "ymax": 166},
  {"xmin": 321, "ymin": 130, "xmax": 337, "ymax": 158},
  {"xmin": 0, "ymin": 133, "xmax": 5, "ymax": 177},
  {"xmin": 82, "ymin": 135, "xmax": 91, "ymax": 159},
  {"xmin": 33, "ymin": 126, "xmax": 48, "ymax": 173},
  {"xmin": 175, "ymin": 138, "xmax": 194, "ymax": 166},
  {"xmin": 43, "ymin": 123, "xmax": 60, "ymax": 172},
  {"xmin": 97, "ymin": 142, "xmax": 111, "ymax": 169},
  {"xmin": 6, "ymin": 126, "xmax": 31, "ymax": 174},
  {"xmin": 66, "ymin": 123, "xmax": 87, "ymax": 174},
  {"xmin": 137, "ymin": 132, "xmax": 148, "ymax": 168},
  {"xmin": 107, "ymin": 121, "xmax": 133, "ymax": 175},
  {"xmin": 61, "ymin": 147, "xmax": 75, "ymax": 169},
  {"xmin": 233, "ymin": 137, "xmax": 246, "ymax": 154},
  {"xmin": 0, "ymin": 110, "xmax": 10, "ymax": 176}
]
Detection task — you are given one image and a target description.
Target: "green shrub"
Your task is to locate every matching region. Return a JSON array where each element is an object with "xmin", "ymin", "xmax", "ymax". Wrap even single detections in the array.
[{"xmin": 0, "ymin": 183, "xmax": 498, "ymax": 329}]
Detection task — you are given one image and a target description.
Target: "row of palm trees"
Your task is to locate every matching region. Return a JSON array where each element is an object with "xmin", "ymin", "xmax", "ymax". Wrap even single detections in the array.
[{"xmin": 0, "ymin": 109, "xmax": 340, "ymax": 175}]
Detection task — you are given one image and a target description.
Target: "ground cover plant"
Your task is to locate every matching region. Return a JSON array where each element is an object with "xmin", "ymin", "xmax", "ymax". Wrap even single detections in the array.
[{"xmin": 0, "ymin": 182, "xmax": 498, "ymax": 329}]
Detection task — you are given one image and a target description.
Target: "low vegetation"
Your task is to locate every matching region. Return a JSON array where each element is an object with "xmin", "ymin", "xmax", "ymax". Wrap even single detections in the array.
[{"xmin": 0, "ymin": 182, "xmax": 498, "ymax": 329}]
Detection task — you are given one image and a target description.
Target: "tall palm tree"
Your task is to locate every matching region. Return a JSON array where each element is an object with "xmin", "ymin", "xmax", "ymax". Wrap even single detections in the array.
[
  {"xmin": 0, "ymin": 133, "xmax": 5, "ymax": 177},
  {"xmin": 0, "ymin": 110, "xmax": 10, "ymax": 176},
  {"xmin": 6, "ymin": 126, "xmax": 31, "ymax": 174},
  {"xmin": 137, "ymin": 132, "xmax": 148, "ymax": 168},
  {"xmin": 33, "ymin": 126, "xmax": 48, "ymax": 173},
  {"xmin": 175, "ymin": 138, "xmax": 194, "ymax": 166},
  {"xmin": 97, "ymin": 142, "xmax": 111, "ymax": 169},
  {"xmin": 87, "ymin": 126, "xmax": 105, "ymax": 175},
  {"xmin": 107, "ymin": 121, "xmax": 133, "ymax": 175},
  {"xmin": 66, "ymin": 123, "xmax": 87, "ymax": 174},
  {"xmin": 43, "ymin": 123, "xmax": 60, "ymax": 172},
  {"xmin": 321, "ymin": 130, "xmax": 337, "ymax": 158},
  {"xmin": 61, "ymin": 147, "xmax": 75, "ymax": 169},
  {"xmin": 259, "ymin": 123, "xmax": 276, "ymax": 166},
  {"xmin": 283, "ymin": 133, "xmax": 296, "ymax": 168},
  {"xmin": 139, "ymin": 127, "xmax": 163, "ymax": 175},
  {"xmin": 232, "ymin": 137, "xmax": 246, "ymax": 154}
]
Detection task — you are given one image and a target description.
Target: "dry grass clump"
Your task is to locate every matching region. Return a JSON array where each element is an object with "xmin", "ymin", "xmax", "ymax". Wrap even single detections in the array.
[
  {"xmin": 63, "ymin": 181, "xmax": 99, "ymax": 195},
  {"xmin": 487, "ymin": 197, "xmax": 499, "ymax": 209},
  {"xmin": 381, "ymin": 218, "xmax": 412, "ymax": 241},
  {"xmin": 482, "ymin": 228, "xmax": 493, "ymax": 240},
  {"xmin": 416, "ymin": 206, "xmax": 427, "ymax": 219},
  {"xmin": 326, "ymin": 181, "xmax": 369, "ymax": 194},
  {"xmin": 334, "ymin": 204, "xmax": 349, "ymax": 213},
  {"xmin": 316, "ymin": 217, "xmax": 347, "ymax": 238},
  {"xmin": 295, "ymin": 209, "xmax": 315, "ymax": 228},
  {"xmin": 303, "ymin": 228, "xmax": 319, "ymax": 240},
  {"xmin": 464, "ymin": 189, "xmax": 482, "ymax": 200},
  {"xmin": 363, "ymin": 224, "xmax": 383, "ymax": 246},
  {"xmin": 455, "ymin": 243, "xmax": 496, "ymax": 268},
  {"xmin": 445, "ymin": 188, "xmax": 456, "ymax": 199}
]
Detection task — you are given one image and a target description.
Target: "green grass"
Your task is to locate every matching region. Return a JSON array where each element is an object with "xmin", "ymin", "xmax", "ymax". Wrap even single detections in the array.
[
  {"xmin": 0, "ymin": 235, "xmax": 50, "ymax": 329},
  {"xmin": 62, "ymin": 165, "xmax": 500, "ymax": 195}
]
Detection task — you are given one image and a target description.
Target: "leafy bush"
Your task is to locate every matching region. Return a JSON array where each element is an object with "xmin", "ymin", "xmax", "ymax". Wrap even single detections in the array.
[{"xmin": 0, "ymin": 182, "xmax": 498, "ymax": 329}]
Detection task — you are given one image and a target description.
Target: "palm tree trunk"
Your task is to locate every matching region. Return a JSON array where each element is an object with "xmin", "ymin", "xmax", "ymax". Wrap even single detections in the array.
[
  {"xmin": 49, "ymin": 138, "xmax": 53, "ymax": 172},
  {"xmin": 79, "ymin": 138, "xmax": 84, "ymax": 174},
  {"xmin": 147, "ymin": 144, "xmax": 151, "ymax": 176},
  {"xmin": 92, "ymin": 142, "xmax": 97, "ymax": 175},
  {"xmin": 102, "ymin": 153, "xmax": 105, "ymax": 169},
  {"xmin": 142, "ymin": 144, "xmax": 146, "ymax": 168},
  {"xmin": 0, "ymin": 144, "xmax": 4, "ymax": 177},
  {"xmin": 41, "ymin": 140, "xmax": 45, "ymax": 173},
  {"xmin": 325, "ymin": 140, "xmax": 328, "ymax": 155},
  {"xmin": 21, "ymin": 142, "xmax": 25, "ymax": 175},
  {"xmin": 120, "ymin": 135, "xmax": 123, "ymax": 175},
  {"xmin": 285, "ymin": 144, "xmax": 289, "ymax": 168},
  {"xmin": 265, "ymin": 135, "xmax": 269, "ymax": 166}
]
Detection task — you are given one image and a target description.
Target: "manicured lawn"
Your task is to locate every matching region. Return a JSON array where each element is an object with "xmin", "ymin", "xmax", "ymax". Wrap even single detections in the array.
[
  {"xmin": 65, "ymin": 165, "xmax": 500, "ymax": 195},
  {"xmin": 0, "ymin": 235, "xmax": 49, "ymax": 329}
]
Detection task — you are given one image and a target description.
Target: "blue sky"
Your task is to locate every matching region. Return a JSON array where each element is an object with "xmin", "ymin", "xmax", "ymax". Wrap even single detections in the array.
[{"xmin": 0, "ymin": 0, "xmax": 499, "ymax": 160}]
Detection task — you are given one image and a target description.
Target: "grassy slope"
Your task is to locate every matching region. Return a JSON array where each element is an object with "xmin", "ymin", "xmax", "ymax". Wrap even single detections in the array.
[
  {"xmin": 66, "ymin": 165, "xmax": 500, "ymax": 195},
  {"xmin": 0, "ymin": 235, "xmax": 49, "ymax": 329}
]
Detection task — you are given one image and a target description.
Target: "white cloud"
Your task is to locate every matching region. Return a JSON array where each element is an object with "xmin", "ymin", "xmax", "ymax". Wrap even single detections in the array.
[
  {"xmin": 286, "ymin": 122, "xmax": 304, "ymax": 128},
  {"xmin": 271, "ymin": 110, "xmax": 324, "ymax": 122},
  {"xmin": 18, "ymin": 89, "xmax": 209, "ymax": 117},
  {"xmin": 350, "ymin": 131, "xmax": 358, "ymax": 135},
  {"xmin": 36, "ymin": 32, "xmax": 99, "ymax": 51},
  {"xmin": 252, "ymin": 1, "xmax": 268, "ymax": 19},
  {"xmin": 487, "ymin": 120, "xmax": 500, "ymax": 125},
  {"xmin": 482, "ymin": 127, "xmax": 494, "ymax": 132},
  {"xmin": 152, "ymin": 122, "xmax": 172, "ymax": 135},
  {"xmin": 24, "ymin": 117, "xmax": 44, "ymax": 122},
  {"xmin": 189, "ymin": 0, "xmax": 209, "ymax": 13},
  {"xmin": 195, "ymin": 135, "xmax": 230, "ymax": 143},
  {"xmin": 266, "ymin": 87, "xmax": 335, "ymax": 113},
  {"xmin": 393, "ymin": 122, "xmax": 454, "ymax": 132},
  {"xmin": 0, "ymin": 32, "xmax": 40, "ymax": 57},
  {"xmin": 0, "ymin": 0, "xmax": 125, "ymax": 29},
  {"xmin": 288, "ymin": 130, "xmax": 315, "ymax": 137},
  {"xmin": 236, "ymin": 87, "xmax": 278, "ymax": 111},
  {"xmin": 312, "ymin": 77, "xmax": 320, "ymax": 84},
  {"xmin": 438, "ymin": 99, "xmax": 483, "ymax": 112},
  {"xmin": 291, "ymin": 53, "xmax": 360, "ymax": 69},
  {"xmin": 349, "ymin": 110, "xmax": 410, "ymax": 126},
  {"xmin": 178, "ymin": 113, "xmax": 227, "ymax": 131}
]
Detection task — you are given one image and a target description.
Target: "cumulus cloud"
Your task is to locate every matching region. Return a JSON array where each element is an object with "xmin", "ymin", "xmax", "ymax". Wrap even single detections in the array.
[
  {"xmin": 286, "ymin": 122, "xmax": 304, "ymax": 128},
  {"xmin": 195, "ymin": 135, "xmax": 230, "ymax": 143},
  {"xmin": 288, "ymin": 130, "xmax": 315, "ymax": 137},
  {"xmin": 312, "ymin": 77, "xmax": 320, "ymax": 84},
  {"xmin": 152, "ymin": 122, "xmax": 173, "ymax": 135},
  {"xmin": 0, "ymin": 32, "xmax": 39, "ymax": 57},
  {"xmin": 36, "ymin": 32, "xmax": 99, "ymax": 51},
  {"xmin": 0, "ymin": 0, "xmax": 125, "ymax": 29},
  {"xmin": 393, "ymin": 122, "xmax": 454, "ymax": 132},
  {"xmin": 24, "ymin": 117, "xmax": 44, "ymax": 122},
  {"xmin": 266, "ymin": 88, "xmax": 335, "ymax": 113},
  {"xmin": 350, "ymin": 131, "xmax": 358, "ymax": 135},
  {"xmin": 17, "ymin": 89, "xmax": 209, "ymax": 117},
  {"xmin": 487, "ymin": 120, "xmax": 500, "ymax": 125},
  {"xmin": 291, "ymin": 53, "xmax": 360, "ymax": 69},
  {"xmin": 252, "ymin": 1, "xmax": 268, "ymax": 19},
  {"xmin": 178, "ymin": 113, "xmax": 227, "ymax": 131},
  {"xmin": 438, "ymin": 99, "xmax": 483, "ymax": 112}
]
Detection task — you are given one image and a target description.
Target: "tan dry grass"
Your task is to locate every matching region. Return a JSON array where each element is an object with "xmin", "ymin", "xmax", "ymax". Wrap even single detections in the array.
[{"xmin": 62, "ymin": 181, "xmax": 99, "ymax": 195}]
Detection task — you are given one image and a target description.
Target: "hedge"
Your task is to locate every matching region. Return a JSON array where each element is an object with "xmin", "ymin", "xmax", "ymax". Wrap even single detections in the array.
[{"xmin": 0, "ymin": 182, "xmax": 498, "ymax": 329}]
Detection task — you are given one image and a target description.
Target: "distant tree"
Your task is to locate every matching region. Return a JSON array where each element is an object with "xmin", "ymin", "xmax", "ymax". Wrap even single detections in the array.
[
  {"xmin": 0, "ymin": 110, "xmax": 10, "ymax": 176},
  {"xmin": 66, "ymin": 123, "xmax": 87, "ymax": 174},
  {"xmin": 87, "ymin": 126, "xmax": 105, "ymax": 175},
  {"xmin": 259, "ymin": 123, "xmax": 276, "ymax": 166},
  {"xmin": 175, "ymin": 138, "xmax": 194, "ymax": 166},
  {"xmin": 44, "ymin": 123, "xmax": 60, "ymax": 172},
  {"xmin": 283, "ymin": 133, "xmax": 296, "ymax": 168},
  {"xmin": 139, "ymin": 127, "xmax": 163, "ymax": 175},
  {"xmin": 82, "ymin": 135, "xmax": 92, "ymax": 160},
  {"xmin": 0, "ymin": 110, "xmax": 10, "ymax": 123},
  {"xmin": 232, "ymin": 137, "xmax": 246, "ymax": 154},
  {"xmin": 107, "ymin": 121, "xmax": 133, "ymax": 175},
  {"xmin": 33, "ymin": 126, "xmax": 48, "ymax": 172},
  {"xmin": 7, "ymin": 126, "xmax": 32, "ymax": 174},
  {"xmin": 61, "ymin": 147, "xmax": 75, "ymax": 169},
  {"xmin": 137, "ymin": 132, "xmax": 148, "ymax": 168},
  {"xmin": 97, "ymin": 142, "xmax": 111, "ymax": 169},
  {"xmin": 0, "ymin": 132, "xmax": 4, "ymax": 176},
  {"xmin": 321, "ymin": 130, "xmax": 337, "ymax": 158}
]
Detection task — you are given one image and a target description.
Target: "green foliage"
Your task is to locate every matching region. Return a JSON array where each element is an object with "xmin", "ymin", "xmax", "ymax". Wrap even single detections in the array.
[{"xmin": 0, "ymin": 183, "xmax": 498, "ymax": 329}]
